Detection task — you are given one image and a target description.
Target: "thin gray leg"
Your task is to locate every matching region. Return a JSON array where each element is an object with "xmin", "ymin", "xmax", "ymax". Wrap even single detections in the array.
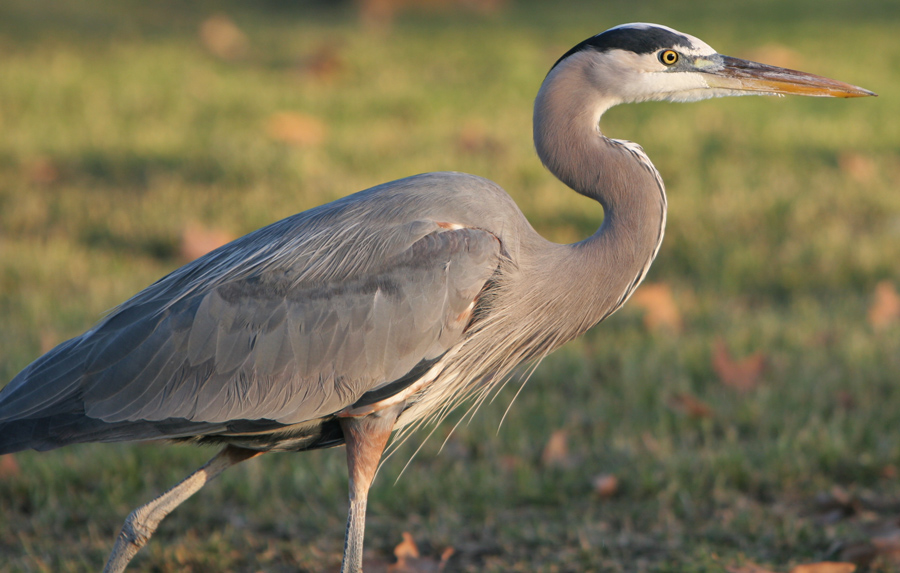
[
  {"xmin": 102, "ymin": 445, "xmax": 261, "ymax": 573},
  {"xmin": 338, "ymin": 404, "xmax": 403, "ymax": 573}
]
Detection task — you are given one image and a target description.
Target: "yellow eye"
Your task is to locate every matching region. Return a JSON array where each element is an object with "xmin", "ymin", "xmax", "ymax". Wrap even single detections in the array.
[{"xmin": 660, "ymin": 50, "xmax": 679, "ymax": 65}]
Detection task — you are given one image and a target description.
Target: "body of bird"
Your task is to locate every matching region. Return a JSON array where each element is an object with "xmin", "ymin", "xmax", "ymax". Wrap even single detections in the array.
[{"xmin": 0, "ymin": 23, "xmax": 873, "ymax": 572}]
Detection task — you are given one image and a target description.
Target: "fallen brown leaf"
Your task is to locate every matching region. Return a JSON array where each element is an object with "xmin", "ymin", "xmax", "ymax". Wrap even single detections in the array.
[
  {"xmin": 540, "ymin": 429, "xmax": 570, "ymax": 468},
  {"xmin": 629, "ymin": 282, "xmax": 682, "ymax": 332},
  {"xmin": 300, "ymin": 44, "xmax": 345, "ymax": 81},
  {"xmin": 180, "ymin": 223, "xmax": 234, "ymax": 262},
  {"xmin": 0, "ymin": 455, "xmax": 20, "ymax": 478},
  {"xmin": 712, "ymin": 339, "xmax": 766, "ymax": 392},
  {"xmin": 265, "ymin": 112, "xmax": 328, "ymax": 147},
  {"xmin": 25, "ymin": 156, "xmax": 60, "ymax": 184},
  {"xmin": 383, "ymin": 532, "xmax": 453, "ymax": 572},
  {"xmin": 394, "ymin": 531, "xmax": 420, "ymax": 561},
  {"xmin": 668, "ymin": 392, "xmax": 713, "ymax": 419},
  {"xmin": 868, "ymin": 280, "xmax": 900, "ymax": 331},
  {"xmin": 199, "ymin": 14, "xmax": 248, "ymax": 61},
  {"xmin": 592, "ymin": 473, "xmax": 618, "ymax": 498},
  {"xmin": 789, "ymin": 562, "xmax": 856, "ymax": 573},
  {"xmin": 838, "ymin": 152, "xmax": 877, "ymax": 184}
]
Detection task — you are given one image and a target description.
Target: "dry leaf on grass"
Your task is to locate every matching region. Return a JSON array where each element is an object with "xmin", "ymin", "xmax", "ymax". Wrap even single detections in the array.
[
  {"xmin": 667, "ymin": 392, "xmax": 714, "ymax": 419},
  {"xmin": 394, "ymin": 531, "xmax": 419, "ymax": 561},
  {"xmin": 726, "ymin": 562, "xmax": 855, "ymax": 573},
  {"xmin": 381, "ymin": 532, "xmax": 453, "ymax": 572},
  {"xmin": 712, "ymin": 339, "xmax": 766, "ymax": 392},
  {"xmin": 0, "ymin": 455, "xmax": 20, "ymax": 478},
  {"xmin": 199, "ymin": 14, "xmax": 248, "ymax": 61},
  {"xmin": 24, "ymin": 156, "xmax": 60, "ymax": 184},
  {"xmin": 868, "ymin": 280, "xmax": 900, "ymax": 331},
  {"xmin": 540, "ymin": 429, "xmax": 571, "ymax": 468},
  {"xmin": 265, "ymin": 112, "xmax": 328, "ymax": 147},
  {"xmin": 789, "ymin": 562, "xmax": 856, "ymax": 573},
  {"xmin": 340, "ymin": 531, "xmax": 454, "ymax": 572},
  {"xmin": 300, "ymin": 44, "xmax": 344, "ymax": 81},
  {"xmin": 629, "ymin": 282, "xmax": 682, "ymax": 332},
  {"xmin": 838, "ymin": 152, "xmax": 877, "ymax": 184},
  {"xmin": 180, "ymin": 223, "xmax": 234, "ymax": 262},
  {"xmin": 592, "ymin": 473, "xmax": 619, "ymax": 498}
]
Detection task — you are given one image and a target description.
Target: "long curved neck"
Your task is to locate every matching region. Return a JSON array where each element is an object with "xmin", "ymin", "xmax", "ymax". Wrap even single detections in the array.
[{"xmin": 530, "ymin": 53, "xmax": 668, "ymax": 331}]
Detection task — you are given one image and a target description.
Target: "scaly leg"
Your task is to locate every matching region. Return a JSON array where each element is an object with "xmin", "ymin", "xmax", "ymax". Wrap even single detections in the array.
[
  {"xmin": 103, "ymin": 445, "xmax": 261, "ymax": 573},
  {"xmin": 338, "ymin": 404, "xmax": 403, "ymax": 573}
]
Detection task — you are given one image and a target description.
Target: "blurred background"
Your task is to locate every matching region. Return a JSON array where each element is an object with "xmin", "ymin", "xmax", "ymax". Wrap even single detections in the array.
[{"xmin": 0, "ymin": 0, "xmax": 898, "ymax": 570}]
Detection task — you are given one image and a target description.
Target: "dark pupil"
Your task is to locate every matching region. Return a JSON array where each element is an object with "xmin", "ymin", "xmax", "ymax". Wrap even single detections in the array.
[{"xmin": 665, "ymin": 51, "xmax": 676, "ymax": 63}]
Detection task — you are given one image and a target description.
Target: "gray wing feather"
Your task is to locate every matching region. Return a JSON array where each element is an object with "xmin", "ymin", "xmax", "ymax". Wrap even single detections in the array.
[
  {"xmin": 0, "ymin": 173, "xmax": 523, "ymax": 452},
  {"xmin": 0, "ymin": 223, "xmax": 499, "ymax": 446},
  {"xmin": 86, "ymin": 226, "xmax": 499, "ymax": 425}
]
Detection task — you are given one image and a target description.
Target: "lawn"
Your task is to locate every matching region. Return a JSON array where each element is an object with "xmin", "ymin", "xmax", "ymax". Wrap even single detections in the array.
[{"xmin": 1, "ymin": 0, "xmax": 899, "ymax": 571}]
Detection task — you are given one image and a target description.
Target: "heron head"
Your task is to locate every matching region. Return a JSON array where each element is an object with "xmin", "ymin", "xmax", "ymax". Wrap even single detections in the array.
[{"xmin": 551, "ymin": 23, "xmax": 875, "ymax": 105}]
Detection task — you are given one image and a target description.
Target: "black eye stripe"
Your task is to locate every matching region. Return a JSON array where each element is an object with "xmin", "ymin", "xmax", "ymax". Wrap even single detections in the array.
[{"xmin": 549, "ymin": 26, "xmax": 693, "ymax": 73}]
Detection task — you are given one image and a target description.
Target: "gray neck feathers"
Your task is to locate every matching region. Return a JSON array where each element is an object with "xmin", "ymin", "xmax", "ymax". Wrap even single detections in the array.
[{"xmin": 531, "ymin": 51, "xmax": 668, "ymax": 330}]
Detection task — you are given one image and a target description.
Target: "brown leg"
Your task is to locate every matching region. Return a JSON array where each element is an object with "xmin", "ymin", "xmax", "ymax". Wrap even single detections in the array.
[
  {"xmin": 102, "ymin": 445, "xmax": 261, "ymax": 573},
  {"xmin": 338, "ymin": 404, "xmax": 403, "ymax": 573}
]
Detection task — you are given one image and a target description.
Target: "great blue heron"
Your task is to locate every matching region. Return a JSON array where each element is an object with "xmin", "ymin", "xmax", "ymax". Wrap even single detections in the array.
[{"xmin": 0, "ymin": 23, "xmax": 873, "ymax": 572}]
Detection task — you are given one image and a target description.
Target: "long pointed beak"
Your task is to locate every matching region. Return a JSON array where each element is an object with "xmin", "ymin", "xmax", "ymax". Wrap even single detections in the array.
[{"xmin": 703, "ymin": 55, "xmax": 876, "ymax": 98}]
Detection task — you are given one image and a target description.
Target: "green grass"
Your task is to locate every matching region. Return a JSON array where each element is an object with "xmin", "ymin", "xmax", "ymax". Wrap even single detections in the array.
[{"xmin": 1, "ymin": 0, "xmax": 899, "ymax": 571}]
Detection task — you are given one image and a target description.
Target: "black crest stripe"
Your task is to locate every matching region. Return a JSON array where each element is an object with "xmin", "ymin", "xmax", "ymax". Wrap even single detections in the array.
[{"xmin": 549, "ymin": 25, "xmax": 693, "ymax": 73}]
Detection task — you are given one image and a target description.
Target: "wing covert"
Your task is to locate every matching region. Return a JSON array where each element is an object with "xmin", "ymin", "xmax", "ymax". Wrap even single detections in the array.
[{"xmin": 75, "ymin": 224, "xmax": 500, "ymax": 427}]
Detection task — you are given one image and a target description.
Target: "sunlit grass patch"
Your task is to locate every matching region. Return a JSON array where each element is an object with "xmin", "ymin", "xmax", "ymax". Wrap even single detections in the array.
[{"xmin": 1, "ymin": 0, "xmax": 898, "ymax": 570}]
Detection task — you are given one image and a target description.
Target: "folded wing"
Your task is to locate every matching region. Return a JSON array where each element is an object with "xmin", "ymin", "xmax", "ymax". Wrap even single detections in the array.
[{"xmin": 0, "ymin": 215, "xmax": 501, "ymax": 453}]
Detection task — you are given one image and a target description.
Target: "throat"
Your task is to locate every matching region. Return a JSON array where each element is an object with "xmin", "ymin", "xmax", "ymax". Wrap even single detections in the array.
[
  {"xmin": 532, "ymin": 56, "xmax": 668, "ymax": 329},
  {"xmin": 565, "ymin": 136, "xmax": 668, "ymax": 329}
]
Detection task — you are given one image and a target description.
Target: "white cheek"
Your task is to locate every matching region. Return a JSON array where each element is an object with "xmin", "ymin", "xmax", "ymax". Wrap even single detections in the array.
[{"xmin": 627, "ymin": 71, "xmax": 711, "ymax": 102}]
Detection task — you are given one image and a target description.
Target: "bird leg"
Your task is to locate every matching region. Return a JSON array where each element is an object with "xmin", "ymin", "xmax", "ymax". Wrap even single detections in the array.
[
  {"xmin": 103, "ymin": 445, "xmax": 261, "ymax": 573},
  {"xmin": 338, "ymin": 403, "xmax": 404, "ymax": 573}
]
